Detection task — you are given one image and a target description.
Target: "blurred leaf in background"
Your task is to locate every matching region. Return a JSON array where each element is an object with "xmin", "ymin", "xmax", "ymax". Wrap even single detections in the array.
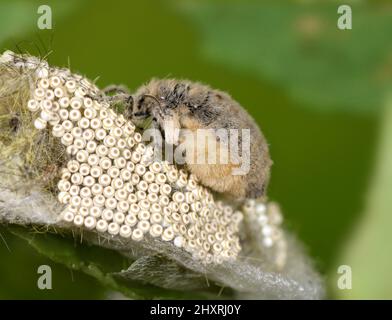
[
  {"xmin": 0, "ymin": 2, "xmax": 34, "ymax": 44},
  {"xmin": 0, "ymin": 0, "xmax": 80, "ymax": 54},
  {"xmin": 332, "ymin": 96, "xmax": 392, "ymax": 299},
  {"xmin": 176, "ymin": 0, "xmax": 392, "ymax": 113}
]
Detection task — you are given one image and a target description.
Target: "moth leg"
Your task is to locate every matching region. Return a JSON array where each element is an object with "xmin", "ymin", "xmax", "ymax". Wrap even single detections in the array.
[
  {"xmin": 102, "ymin": 84, "xmax": 130, "ymax": 95},
  {"xmin": 104, "ymin": 91, "xmax": 133, "ymax": 115},
  {"xmin": 88, "ymin": 84, "xmax": 130, "ymax": 104}
]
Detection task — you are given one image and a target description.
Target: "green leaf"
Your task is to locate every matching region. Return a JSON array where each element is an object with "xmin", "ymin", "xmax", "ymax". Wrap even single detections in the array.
[
  {"xmin": 8, "ymin": 225, "xmax": 227, "ymax": 299},
  {"xmin": 0, "ymin": 2, "xmax": 34, "ymax": 44},
  {"xmin": 177, "ymin": 0, "xmax": 392, "ymax": 113},
  {"xmin": 332, "ymin": 96, "xmax": 392, "ymax": 298},
  {"xmin": 0, "ymin": 226, "xmax": 106, "ymax": 299},
  {"xmin": 0, "ymin": 0, "xmax": 80, "ymax": 52}
]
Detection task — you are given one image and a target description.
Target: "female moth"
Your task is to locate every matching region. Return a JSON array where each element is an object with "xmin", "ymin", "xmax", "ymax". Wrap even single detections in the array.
[{"xmin": 108, "ymin": 79, "xmax": 272, "ymax": 200}]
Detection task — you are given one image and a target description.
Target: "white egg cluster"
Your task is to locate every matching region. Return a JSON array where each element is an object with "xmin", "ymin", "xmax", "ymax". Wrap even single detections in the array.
[
  {"xmin": 243, "ymin": 200, "xmax": 287, "ymax": 268},
  {"xmin": 13, "ymin": 52, "xmax": 243, "ymax": 264},
  {"xmin": 243, "ymin": 200, "xmax": 283, "ymax": 247}
]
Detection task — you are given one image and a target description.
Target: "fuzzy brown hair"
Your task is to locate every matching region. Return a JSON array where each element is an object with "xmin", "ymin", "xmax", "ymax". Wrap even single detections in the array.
[{"xmin": 0, "ymin": 62, "xmax": 68, "ymax": 193}]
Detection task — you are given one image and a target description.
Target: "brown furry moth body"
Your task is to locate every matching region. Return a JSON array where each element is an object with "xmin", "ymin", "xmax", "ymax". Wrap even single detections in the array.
[{"xmin": 109, "ymin": 79, "xmax": 272, "ymax": 200}]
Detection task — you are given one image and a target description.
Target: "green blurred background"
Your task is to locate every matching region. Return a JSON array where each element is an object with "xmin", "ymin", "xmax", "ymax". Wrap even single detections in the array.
[{"xmin": 0, "ymin": 0, "xmax": 391, "ymax": 299}]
